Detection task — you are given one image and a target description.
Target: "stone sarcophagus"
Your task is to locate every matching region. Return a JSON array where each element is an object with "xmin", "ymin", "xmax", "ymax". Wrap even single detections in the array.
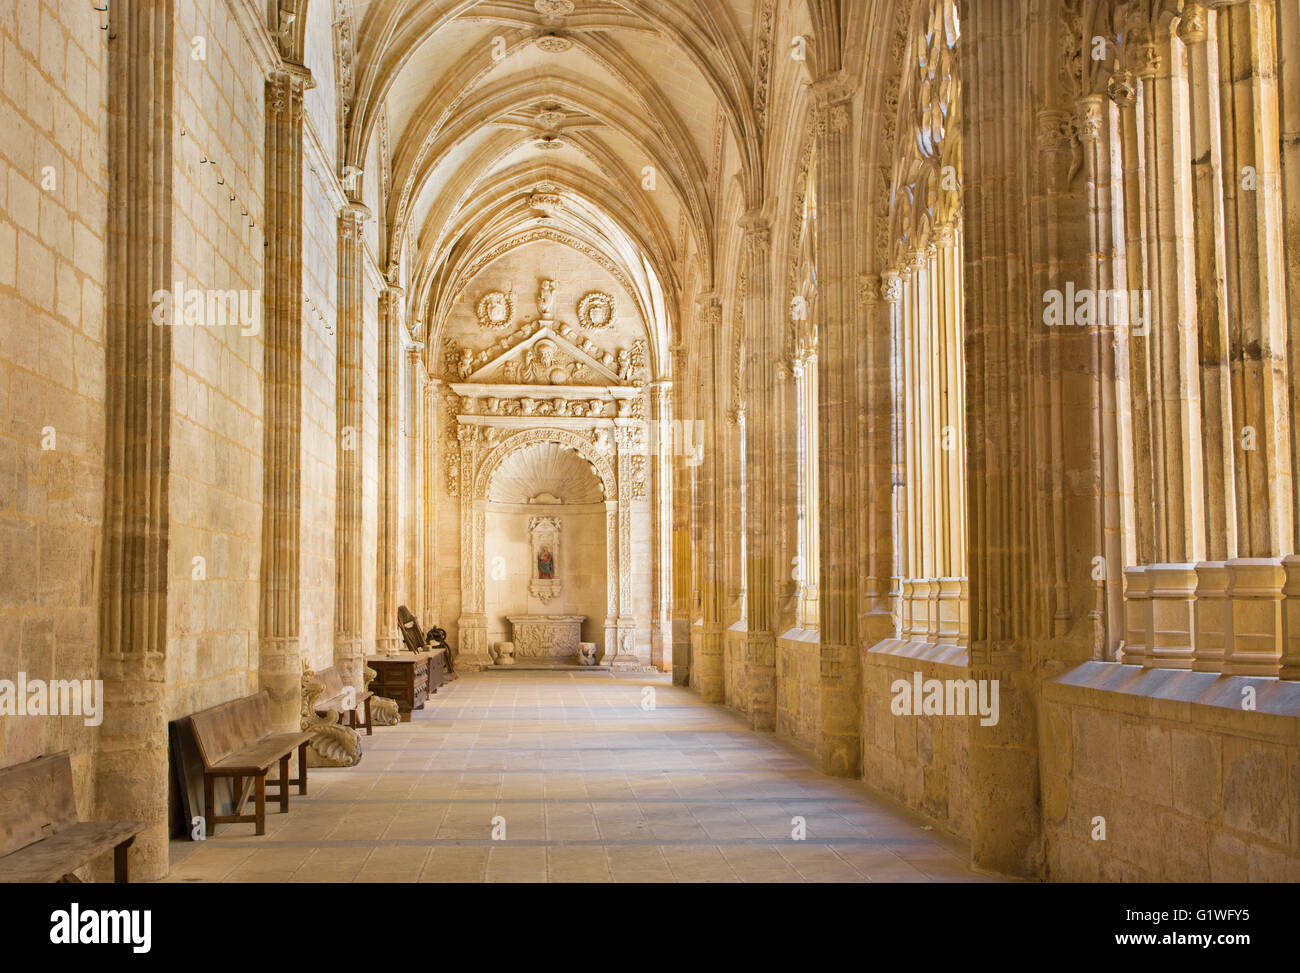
[{"xmin": 507, "ymin": 614, "xmax": 586, "ymax": 663}]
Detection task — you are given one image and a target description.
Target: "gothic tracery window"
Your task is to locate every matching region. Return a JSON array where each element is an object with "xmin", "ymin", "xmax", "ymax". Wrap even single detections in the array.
[{"xmin": 883, "ymin": 0, "xmax": 967, "ymax": 648}]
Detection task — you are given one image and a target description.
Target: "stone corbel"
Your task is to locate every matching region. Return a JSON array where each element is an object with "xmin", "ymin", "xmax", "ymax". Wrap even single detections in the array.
[
  {"xmin": 300, "ymin": 661, "xmax": 362, "ymax": 767},
  {"xmin": 809, "ymin": 72, "xmax": 855, "ymax": 136}
]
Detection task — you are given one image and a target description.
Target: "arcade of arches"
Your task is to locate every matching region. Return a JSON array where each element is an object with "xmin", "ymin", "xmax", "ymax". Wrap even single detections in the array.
[{"xmin": 2, "ymin": 0, "xmax": 1300, "ymax": 883}]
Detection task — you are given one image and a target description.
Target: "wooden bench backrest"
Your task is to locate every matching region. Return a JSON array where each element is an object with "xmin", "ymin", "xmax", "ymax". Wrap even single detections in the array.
[
  {"xmin": 398, "ymin": 604, "xmax": 425, "ymax": 652},
  {"xmin": 0, "ymin": 752, "xmax": 79, "ymax": 857},
  {"xmin": 188, "ymin": 692, "xmax": 273, "ymax": 767},
  {"xmin": 314, "ymin": 666, "xmax": 345, "ymax": 700}
]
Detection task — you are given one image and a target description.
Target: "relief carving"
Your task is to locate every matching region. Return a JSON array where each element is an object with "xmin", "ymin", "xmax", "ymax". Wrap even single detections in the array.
[{"xmin": 476, "ymin": 289, "xmax": 515, "ymax": 330}]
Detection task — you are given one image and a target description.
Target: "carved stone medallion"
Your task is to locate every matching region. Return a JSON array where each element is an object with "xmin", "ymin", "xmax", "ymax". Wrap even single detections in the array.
[
  {"xmin": 475, "ymin": 289, "xmax": 514, "ymax": 330},
  {"xmin": 577, "ymin": 291, "xmax": 616, "ymax": 329}
]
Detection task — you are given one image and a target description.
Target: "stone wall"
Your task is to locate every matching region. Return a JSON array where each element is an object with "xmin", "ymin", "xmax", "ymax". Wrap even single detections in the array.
[
  {"xmin": 165, "ymin": 0, "xmax": 266, "ymax": 720},
  {"xmin": 776, "ymin": 631, "xmax": 820, "ymax": 754},
  {"xmin": 861, "ymin": 641, "xmax": 971, "ymax": 841},
  {"xmin": 724, "ymin": 624, "xmax": 748, "ymax": 713},
  {"xmin": 1041, "ymin": 664, "xmax": 1300, "ymax": 881},
  {"xmin": 0, "ymin": 0, "xmax": 108, "ymax": 812}
]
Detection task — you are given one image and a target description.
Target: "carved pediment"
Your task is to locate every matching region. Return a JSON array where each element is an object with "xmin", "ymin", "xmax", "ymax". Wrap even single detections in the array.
[{"xmin": 448, "ymin": 321, "xmax": 637, "ymax": 386}]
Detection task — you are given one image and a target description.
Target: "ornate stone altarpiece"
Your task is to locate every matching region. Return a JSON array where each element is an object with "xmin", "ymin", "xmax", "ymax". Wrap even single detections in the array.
[{"xmin": 446, "ymin": 291, "xmax": 648, "ymax": 670}]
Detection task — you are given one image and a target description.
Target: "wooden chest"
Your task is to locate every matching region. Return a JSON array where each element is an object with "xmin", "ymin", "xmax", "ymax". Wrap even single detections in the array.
[{"xmin": 366, "ymin": 653, "xmax": 431, "ymax": 721}]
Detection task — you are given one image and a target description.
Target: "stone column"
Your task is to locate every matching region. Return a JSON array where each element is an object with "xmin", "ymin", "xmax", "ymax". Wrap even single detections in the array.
[
  {"xmin": 857, "ymin": 276, "xmax": 895, "ymax": 646},
  {"xmin": 603, "ymin": 494, "xmax": 620, "ymax": 660},
  {"xmin": 95, "ymin": 0, "xmax": 176, "ymax": 881},
  {"xmin": 740, "ymin": 212, "xmax": 777, "ymax": 729},
  {"xmin": 1110, "ymin": 51, "xmax": 1157, "ymax": 666},
  {"xmin": 423, "ymin": 379, "xmax": 440, "ymax": 624},
  {"xmin": 456, "ymin": 423, "xmax": 492, "ymax": 669},
  {"xmin": 407, "ymin": 343, "xmax": 426, "ymax": 628},
  {"xmin": 696, "ymin": 296, "xmax": 726, "ymax": 701},
  {"xmin": 650, "ymin": 380, "xmax": 674, "ymax": 670},
  {"xmin": 882, "ymin": 271, "xmax": 906, "ymax": 631},
  {"xmin": 610, "ymin": 423, "xmax": 641, "ymax": 667},
  {"xmin": 1180, "ymin": 5, "xmax": 1236, "ymax": 565},
  {"xmin": 1210, "ymin": 0, "xmax": 1292, "ymax": 558},
  {"xmin": 810, "ymin": 72, "xmax": 861, "ymax": 775},
  {"xmin": 960, "ymin": 0, "xmax": 1103, "ymax": 875},
  {"xmin": 671, "ymin": 345, "xmax": 695, "ymax": 685},
  {"xmin": 335, "ymin": 201, "xmax": 370, "ymax": 688},
  {"xmin": 374, "ymin": 284, "xmax": 403, "ymax": 653},
  {"xmin": 258, "ymin": 63, "xmax": 312, "ymax": 731},
  {"xmin": 1074, "ymin": 89, "xmax": 1126, "ymax": 661},
  {"xmin": 1280, "ymin": 0, "xmax": 1300, "ymax": 681}
]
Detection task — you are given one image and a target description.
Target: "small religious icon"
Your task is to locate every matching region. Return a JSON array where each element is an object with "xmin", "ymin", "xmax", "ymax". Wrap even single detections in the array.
[{"xmin": 537, "ymin": 545, "xmax": 555, "ymax": 579}]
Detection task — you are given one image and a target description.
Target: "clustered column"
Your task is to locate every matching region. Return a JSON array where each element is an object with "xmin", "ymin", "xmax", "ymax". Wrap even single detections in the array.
[
  {"xmin": 258, "ymin": 63, "xmax": 313, "ymax": 730},
  {"xmin": 650, "ymin": 380, "xmax": 674, "ymax": 670},
  {"xmin": 810, "ymin": 72, "xmax": 862, "ymax": 776},
  {"xmin": 95, "ymin": 0, "xmax": 176, "ymax": 882},
  {"xmin": 335, "ymin": 201, "xmax": 371, "ymax": 688},
  {"xmin": 406, "ymin": 340, "xmax": 426, "ymax": 628},
  {"xmin": 740, "ymin": 212, "xmax": 778, "ymax": 730},
  {"xmin": 375, "ymin": 282, "xmax": 403, "ymax": 652},
  {"xmin": 696, "ymin": 296, "xmax": 726, "ymax": 701}
]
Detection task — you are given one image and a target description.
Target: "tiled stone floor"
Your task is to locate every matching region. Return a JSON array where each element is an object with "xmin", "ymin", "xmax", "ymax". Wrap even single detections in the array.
[{"xmin": 165, "ymin": 670, "xmax": 987, "ymax": 882}]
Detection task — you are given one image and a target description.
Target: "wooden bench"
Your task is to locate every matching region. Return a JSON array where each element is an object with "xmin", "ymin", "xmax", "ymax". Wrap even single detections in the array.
[
  {"xmin": 0, "ymin": 752, "xmax": 144, "ymax": 883},
  {"xmin": 188, "ymin": 692, "xmax": 312, "ymax": 836},
  {"xmin": 312, "ymin": 665, "xmax": 373, "ymax": 736}
]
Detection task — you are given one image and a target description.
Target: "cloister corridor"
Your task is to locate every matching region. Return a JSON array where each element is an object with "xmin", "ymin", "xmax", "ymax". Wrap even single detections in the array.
[{"xmin": 164, "ymin": 672, "xmax": 978, "ymax": 883}]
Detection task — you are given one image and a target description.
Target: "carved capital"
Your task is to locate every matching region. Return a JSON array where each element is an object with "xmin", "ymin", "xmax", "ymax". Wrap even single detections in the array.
[
  {"xmin": 1035, "ymin": 109, "xmax": 1075, "ymax": 149},
  {"xmin": 697, "ymin": 297, "xmax": 722, "ymax": 330},
  {"xmin": 1134, "ymin": 41, "xmax": 1161, "ymax": 80},
  {"xmin": 809, "ymin": 73, "xmax": 854, "ymax": 137},
  {"xmin": 1107, "ymin": 68, "xmax": 1136, "ymax": 109},
  {"xmin": 880, "ymin": 271, "xmax": 904, "ymax": 305},
  {"xmin": 1074, "ymin": 95, "xmax": 1105, "ymax": 144},
  {"xmin": 1177, "ymin": 2, "xmax": 1209, "ymax": 44},
  {"xmin": 739, "ymin": 211, "xmax": 772, "ymax": 253},
  {"xmin": 338, "ymin": 201, "xmax": 371, "ymax": 240}
]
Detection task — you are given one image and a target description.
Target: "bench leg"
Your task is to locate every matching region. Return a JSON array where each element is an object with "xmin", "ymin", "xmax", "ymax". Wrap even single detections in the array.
[
  {"xmin": 204, "ymin": 774, "xmax": 216, "ymax": 838},
  {"xmin": 364, "ymin": 696, "xmax": 373, "ymax": 735},
  {"xmin": 114, "ymin": 837, "xmax": 135, "ymax": 883},
  {"xmin": 278, "ymin": 754, "xmax": 290, "ymax": 813},
  {"xmin": 298, "ymin": 742, "xmax": 308, "ymax": 795},
  {"xmin": 255, "ymin": 775, "xmax": 266, "ymax": 836}
]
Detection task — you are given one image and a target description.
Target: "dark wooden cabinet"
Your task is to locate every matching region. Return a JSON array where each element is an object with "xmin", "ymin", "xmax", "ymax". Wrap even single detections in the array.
[
  {"xmin": 366, "ymin": 650, "xmax": 449, "ymax": 721},
  {"xmin": 367, "ymin": 653, "xmax": 429, "ymax": 721}
]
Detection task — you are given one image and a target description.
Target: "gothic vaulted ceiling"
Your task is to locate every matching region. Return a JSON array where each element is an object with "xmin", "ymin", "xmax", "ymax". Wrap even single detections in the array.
[{"xmin": 322, "ymin": 0, "xmax": 775, "ymax": 368}]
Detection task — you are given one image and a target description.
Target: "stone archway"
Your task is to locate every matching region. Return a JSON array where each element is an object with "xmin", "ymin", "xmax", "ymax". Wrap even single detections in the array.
[
  {"xmin": 456, "ymin": 425, "xmax": 641, "ymax": 669},
  {"xmin": 481, "ymin": 441, "xmax": 611, "ymax": 662}
]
